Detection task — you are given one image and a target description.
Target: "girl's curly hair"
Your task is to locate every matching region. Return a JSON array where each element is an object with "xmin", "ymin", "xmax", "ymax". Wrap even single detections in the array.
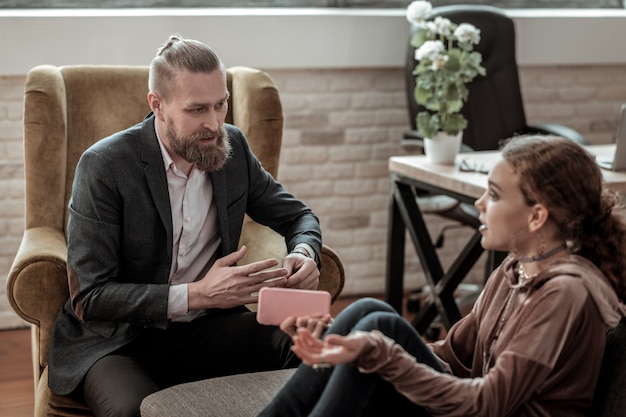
[{"xmin": 502, "ymin": 135, "xmax": 626, "ymax": 300}]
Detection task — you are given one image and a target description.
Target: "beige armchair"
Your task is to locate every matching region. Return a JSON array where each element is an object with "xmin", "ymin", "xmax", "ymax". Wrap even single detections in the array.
[{"xmin": 7, "ymin": 64, "xmax": 344, "ymax": 417}]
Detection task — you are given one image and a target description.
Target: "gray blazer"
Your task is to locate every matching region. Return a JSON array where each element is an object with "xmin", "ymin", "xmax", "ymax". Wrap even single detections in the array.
[{"xmin": 48, "ymin": 114, "xmax": 321, "ymax": 395}]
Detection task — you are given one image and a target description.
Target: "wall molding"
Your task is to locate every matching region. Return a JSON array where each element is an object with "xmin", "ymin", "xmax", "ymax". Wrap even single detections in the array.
[{"xmin": 1, "ymin": 8, "xmax": 626, "ymax": 75}]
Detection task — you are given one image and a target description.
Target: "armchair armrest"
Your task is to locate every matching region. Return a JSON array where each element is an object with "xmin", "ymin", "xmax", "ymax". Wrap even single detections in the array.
[
  {"xmin": 318, "ymin": 245, "xmax": 345, "ymax": 303},
  {"xmin": 528, "ymin": 123, "xmax": 589, "ymax": 146},
  {"xmin": 7, "ymin": 226, "xmax": 68, "ymax": 377}
]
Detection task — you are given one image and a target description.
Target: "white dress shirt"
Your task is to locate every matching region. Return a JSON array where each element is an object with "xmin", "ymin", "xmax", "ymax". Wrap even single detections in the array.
[{"xmin": 156, "ymin": 130, "xmax": 221, "ymax": 322}]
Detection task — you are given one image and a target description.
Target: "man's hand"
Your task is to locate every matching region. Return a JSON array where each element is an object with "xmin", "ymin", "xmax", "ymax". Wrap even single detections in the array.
[
  {"xmin": 282, "ymin": 253, "xmax": 320, "ymax": 291},
  {"xmin": 187, "ymin": 246, "xmax": 288, "ymax": 311}
]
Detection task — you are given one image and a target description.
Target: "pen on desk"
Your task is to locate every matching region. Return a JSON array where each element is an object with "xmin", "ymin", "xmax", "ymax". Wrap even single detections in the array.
[{"xmin": 460, "ymin": 158, "xmax": 489, "ymax": 174}]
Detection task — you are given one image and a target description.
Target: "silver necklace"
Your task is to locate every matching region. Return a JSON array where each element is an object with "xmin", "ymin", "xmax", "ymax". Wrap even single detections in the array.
[
  {"xmin": 482, "ymin": 286, "xmax": 519, "ymax": 375},
  {"xmin": 517, "ymin": 264, "xmax": 536, "ymax": 282}
]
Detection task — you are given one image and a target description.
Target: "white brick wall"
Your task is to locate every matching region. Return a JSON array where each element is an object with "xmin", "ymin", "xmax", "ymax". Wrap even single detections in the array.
[
  {"xmin": 1, "ymin": 65, "xmax": 625, "ymax": 329},
  {"xmin": 0, "ymin": 74, "xmax": 26, "ymax": 329}
]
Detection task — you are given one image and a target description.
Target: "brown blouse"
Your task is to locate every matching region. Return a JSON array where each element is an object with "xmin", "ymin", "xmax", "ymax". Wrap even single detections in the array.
[{"xmin": 355, "ymin": 255, "xmax": 626, "ymax": 417}]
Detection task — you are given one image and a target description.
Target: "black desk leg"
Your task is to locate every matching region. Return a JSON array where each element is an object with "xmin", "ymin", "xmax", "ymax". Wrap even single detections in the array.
[
  {"xmin": 428, "ymin": 230, "xmax": 485, "ymax": 329},
  {"xmin": 387, "ymin": 177, "xmax": 446, "ymax": 315},
  {"xmin": 385, "ymin": 178, "xmax": 407, "ymax": 313},
  {"xmin": 386, "ymin": 176, "xmax": 488, "ymax": 334},
  {"xmin": 393, "ymin": 180, "xmax": 446, "ymax": 333}
]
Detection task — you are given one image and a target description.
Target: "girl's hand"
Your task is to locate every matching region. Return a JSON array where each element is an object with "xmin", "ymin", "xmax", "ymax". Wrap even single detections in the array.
[
  {"xmin": 291, "ymin": 328, "xmax": 368, "ymax": 368},
  {"xmin": 280, "ymin": 314, "xmax": 334, "ymax": 338}
]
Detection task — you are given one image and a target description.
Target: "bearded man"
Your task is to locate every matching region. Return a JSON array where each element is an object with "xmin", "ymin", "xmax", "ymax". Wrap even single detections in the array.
[{"xmin": 48, "ymin": 35, "xmax": 322, "ymax": 417}]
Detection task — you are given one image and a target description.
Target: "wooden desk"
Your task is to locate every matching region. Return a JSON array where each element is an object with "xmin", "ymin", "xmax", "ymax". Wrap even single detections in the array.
[{"xmin": 386, "ymin": 145, "xmax": 626, "ymax": 333}]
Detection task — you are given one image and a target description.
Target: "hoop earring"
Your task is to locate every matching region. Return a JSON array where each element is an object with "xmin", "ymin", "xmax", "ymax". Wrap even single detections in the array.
[
  {"xmin": 536, "ymin": 230, "xmax": 546, "ymax": 259},
  {"xmin": 509, "ymin": 233, "xmax": 518, "ymax": 258}
]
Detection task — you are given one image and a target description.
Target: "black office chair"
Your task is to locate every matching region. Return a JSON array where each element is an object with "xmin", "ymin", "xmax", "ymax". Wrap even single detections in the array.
[
  {"xmin": 403, "ymin": 5, "xmax": 588, "ymax": 331},
  {"xmin": 404, "ymin": 4, "xmax": 588, "ymax": 151}
]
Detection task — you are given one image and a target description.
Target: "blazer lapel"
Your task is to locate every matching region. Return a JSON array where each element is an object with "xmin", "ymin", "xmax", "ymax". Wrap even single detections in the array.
[
  {"xmin": 141, "ymin": 114, "xmax": 173, "ymax": 253},
  {"xmin": 210, "ymin": 169, "xmax": 231, "ymax": 252}
]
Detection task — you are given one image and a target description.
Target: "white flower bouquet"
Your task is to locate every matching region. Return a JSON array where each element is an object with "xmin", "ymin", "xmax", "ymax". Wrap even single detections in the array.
[{"xmin": 406, "ymin": 1, "xmax": 486, "ymax": 139}]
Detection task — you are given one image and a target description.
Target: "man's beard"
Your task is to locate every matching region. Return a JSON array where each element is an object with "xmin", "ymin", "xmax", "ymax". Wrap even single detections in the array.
[{"xmin": 166, "ymin": 123, "xmax": 232, "ymax": 172}]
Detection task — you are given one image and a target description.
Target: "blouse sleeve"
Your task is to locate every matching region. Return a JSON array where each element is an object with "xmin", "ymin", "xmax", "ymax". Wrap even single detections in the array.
[
  {"xmin": 429, "ymin": 311, "xmax": 478, "ymax": 378},
  {"xmin": 355, "ymin": 330, "xmax": 551, "ymax": 417}
]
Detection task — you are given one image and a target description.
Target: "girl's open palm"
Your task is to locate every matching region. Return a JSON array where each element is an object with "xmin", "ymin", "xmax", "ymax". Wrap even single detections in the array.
[{"xmin": 291, "ymin": 328, "xmax": 369, "ymax": 367}]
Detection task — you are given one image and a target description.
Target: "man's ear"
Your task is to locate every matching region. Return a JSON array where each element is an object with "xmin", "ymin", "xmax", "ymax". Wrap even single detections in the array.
[
  {"xmin": 528, "ymin": 203, "xmax": 549, "ymax": 233},
  {"xmin": 147, "ymin": 92, "xmax": 162, "ymax": 118}
]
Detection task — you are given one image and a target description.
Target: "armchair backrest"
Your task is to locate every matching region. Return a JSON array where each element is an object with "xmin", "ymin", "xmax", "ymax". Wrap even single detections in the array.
[
  {"xmin": 23, "ymin": 65, "xmax": 283, "ymax": 236},
  {"xmin": 405, "ymin": 5, "xmax": 527, "ymax": 151}
]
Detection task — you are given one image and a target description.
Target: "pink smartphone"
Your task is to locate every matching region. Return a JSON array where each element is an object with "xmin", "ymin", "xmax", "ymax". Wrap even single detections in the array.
[{"xmin": 256, "ymin": 287, "xmax": 331, "ymax": 325}]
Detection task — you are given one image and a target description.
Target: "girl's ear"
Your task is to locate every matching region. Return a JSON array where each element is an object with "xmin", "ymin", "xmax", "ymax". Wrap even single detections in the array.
[{"xmin": 528, "ymin": 203, "xmax": 549, "ymax": 233}]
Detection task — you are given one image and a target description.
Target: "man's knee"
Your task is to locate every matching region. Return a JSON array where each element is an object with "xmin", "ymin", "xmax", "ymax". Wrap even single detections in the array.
[
  {"xmin": 83, "ymin": 354, "xmax": 159, "ymax": 417},
  {"xmin": 85, "ymin": 393, "xmax": 144, "ymax": 417}
]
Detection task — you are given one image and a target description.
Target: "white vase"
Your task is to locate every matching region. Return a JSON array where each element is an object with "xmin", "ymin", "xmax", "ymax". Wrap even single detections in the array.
[{"xmin": 423, "ymin": 131, "xmax": 463, "ymax": 165}]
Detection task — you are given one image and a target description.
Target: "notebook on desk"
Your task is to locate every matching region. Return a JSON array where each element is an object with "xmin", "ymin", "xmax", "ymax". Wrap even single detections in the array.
[{"xmin": 597, "ymin": 103, "xmax": 626, "ymax": 171}]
